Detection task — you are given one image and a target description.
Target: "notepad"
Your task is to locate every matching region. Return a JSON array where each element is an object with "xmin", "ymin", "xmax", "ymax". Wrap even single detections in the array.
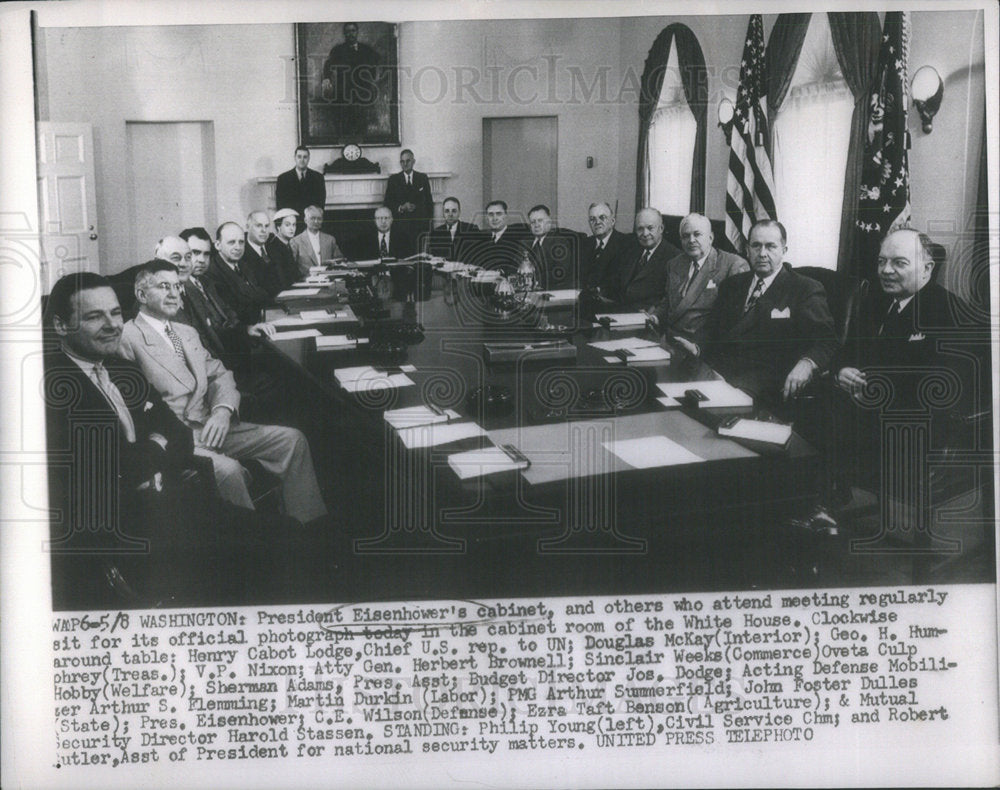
[
  {"xmin": 588, "ymin": 337, "xmax": 661, "ymax": 352},
  {"xmin": 397, "ymin": 421, "xmax": 485, "ymax": 449},
  {"xmin": 603, "ymin": 436, "xmax": 703, "ymax": 469},
  {"xmin": 603, "ymin": 346, "xmax": 671, "ymax": 364},
  {"xmin": 656, "ymin": 380, "xmax": 753, "ymax": 408},
  {"xmin": 315, "ymin": 335, "xmax": 368, "ymax": 350},
  {"xmin": 340, "ymin": 374, "xmax": 414, "ymax": 393},
  {"xmin": 718, "ymin": 418, "xmax": 792, "ymax": 446},
  {"xmin": 384, "ymin": 405, "xmax": 462, "ymax": 430},
  {"xmin": 594, "ymin": 313, "xmax": 649, "ymax": 328},
  {"xmin": 277, "ymin": 288, "xmax": 320, "ymax": 298},
  {"xmin": 448, "ymin": 445, "xmax": 530, "ymax": 479},
  {"xmin": 300, "ymin": 310, "xmax": 332, "ymax": 320},
  {"xmin": 271, "ymin": 328, "xmax": 322, "ymax": 341}
]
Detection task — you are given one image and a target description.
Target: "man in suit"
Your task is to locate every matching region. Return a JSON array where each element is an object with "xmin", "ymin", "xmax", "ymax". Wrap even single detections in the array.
[
  {"xmin": 383, "ymin": 148, "xmax": 434, "ymax": 255},
  {"xmin": 469, "ymin": 200, "xmax": 525, "ymax": 274},
  {"xmin": 427, "ymin": 196, "xmax": 478, "ymax": 260},
  {"xmin": 356, "ymin": 206, "xmax": 412, "ymax": 299},
  {"xmin": 242, "ymin": 211, "xmax": 288, "ymax": 298},
  {"xmin": 582, "ymin": 201, "xmax": 633, "ymax": 291},
  {"xmin": 290, "ymin": 205, "xmax": 342, "ymax": 276},
  {"xmin": 607, "ymin": 207, "xmax": 679, "ymax": 311},
  {"xmin": 524, "ymin": 204, "xmax": 580, "ymax": 289},
  {"xmin": 275, "ymin": 146, "xmax": 326, "ymax": 226},
  {"xmin": 677, "ymin": 220, "xmax": 838, "ymax": 407},
  {"xmin": 204, "ymin": 221, "xmax": 271, "ymax": 325},
  {"xmin": 265, "ymin": 208, "xmax": 301, "ymax": 291},
  {"xmin": 118, "ymin": 260, "xmax": 327, "ymax": 524},
  {"xmin": 649, "ymin": 213, "xmax": 749, "ymax": 346}
]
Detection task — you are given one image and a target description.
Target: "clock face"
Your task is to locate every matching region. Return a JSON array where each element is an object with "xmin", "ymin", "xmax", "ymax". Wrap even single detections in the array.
[{"xmin": 343, "ymin": 144, "xmax": 362, "ymax": 161}]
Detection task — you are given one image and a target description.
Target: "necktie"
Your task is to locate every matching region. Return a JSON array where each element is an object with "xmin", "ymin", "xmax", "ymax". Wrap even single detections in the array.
[
  {"xmin": 681, "ymin": 261, "xmax": 700, "ymax": 297},
  {"xmin": 493, "ymin": 233, "xmax": 500, "ymax": 244},
  {"xmin": 261, "ymin": 245, "xmax": 271, "ymax": 265},
  {"xmin": 164, "ymin": 322, "xmax": 186, "ymax": 359},
  {"xmin": 406, "ymin": 174, "xmax": 411, "ymax": 186},
  {"xmin": 380, "ymin": 235, "xmax": 388, "ymax": 257},
  {"xmin": 450, "ymin": 225, "xmax": 457, "ymax": 241},
  {"xmin": 878, "ymin": 301, "xmax": 900, "ymax": 336},
  {"xmin": 92, "ymin": 363, "xmax": 136, "ymax": 443},
  {"xmin": 745, "ymin": 277, "xmax": 765, "ymax": 314},
  {"xmin": 640, "ymin": 250, "xmax": 651, "ymax": 266},
  {"xmin": 299, "ymin": 170, "xmax": 304, "ymax": 182}
]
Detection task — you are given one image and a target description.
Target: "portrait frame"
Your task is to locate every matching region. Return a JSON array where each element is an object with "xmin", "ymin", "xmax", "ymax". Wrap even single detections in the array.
[{"xmin": 295, "ymin": 21, "xmax": 400, "ymax": 147}]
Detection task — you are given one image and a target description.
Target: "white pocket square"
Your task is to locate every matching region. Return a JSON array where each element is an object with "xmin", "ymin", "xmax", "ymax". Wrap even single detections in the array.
[
  {"xmin": 770, "ymin": 307, "xmax": 791, "ymax": 319},
  {"xmin": 705, "ymin": 280, "xmax": 717, "ymax": 289},
  {"xmin": 908, "ymin": 332, "xmax": 925, "ymax": 341}
]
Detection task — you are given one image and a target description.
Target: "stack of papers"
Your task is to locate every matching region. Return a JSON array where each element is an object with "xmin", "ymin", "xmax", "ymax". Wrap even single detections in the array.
[
  {"xmin": 384, "ymin": 405, "xmax": 462, "ymax": 430},
  {"xmin": 588, "ymin": 337, "xmax": 661, "ymax": 352},
  {"xmin": 603, "ymin": 436, "xmax": 703, "ymax": 468},
  {"xmin": 718, "ymin": 419, "xmax": 792, "ymax": 446},
  {"xmin": 656, "ymin": 380, "xmax": 753, "ymax": 408},
  {"xmin": 277, "ymin": 288, "xmax": 320, "ymax": 298},
  {"xmin": 594, "ymin": 313, "xmax": 649, "ymax": 328},
  {"xmin": 448, "ymin": 445, "xmax": 530, "ymax": 479},
  {"xmin": 272, "ymin": 308, "xmax": 355, "ymax": 327},
  {"xmin": 602, "ymin": 346, "xmax": 670, "ymax": 364},
  {"xmin": 315, "ymin": 335, "xmax": 368, "ymax": 350},
  {"xmin": 397, "ymin": 421, "xmax": 485, "ymax": 449},
  {"xmin": 532, "ymin": 289, "xmax": 580, "ymax": 305},
  {"xmin": 271, "ymin": 328, "xmax": 322, "ymax": 341},
  {"xmin": 334, "ymin": 365, "xmax": 415, "ymax": 393}
]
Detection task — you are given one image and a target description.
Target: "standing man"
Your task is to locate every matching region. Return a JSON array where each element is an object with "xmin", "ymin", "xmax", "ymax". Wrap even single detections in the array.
[
  {"xmin": 582, "ymin": 201, "xmax": 633, "ymax": 291},
  {"xmin": 428, "ymin": 196, "xmax": 477, "ymax": 260},
  {"xmin": 275, "ymin": 146, "xmax": 326, "ymax": 225},
  {"xmin": 119, "ymin": 260, "xmax": 327, "ymax": 524},
  {"xmin": 525, "ymin": 204, "xmax": 579, "ymax": 289},
  {"xmin": 383, "ymin": 149, "xmax": 434, "ymax": 256},
  {"xmin": 609, "ymin": 207, "xmax": 679, "ymax": 311},
  {"xmin": 649, "ymin": 213, "xmax": 748, "ymax": 346},
  {"xmin": 290, "ymin": 205, "xmax": 342, "ymax": 276},
  {"xmin": 205, "ymin": 221, "xmax": 271, "ymax": 325},
  {"xmin": 680, "ymin": 220, "xmax": 838, "ymax": 407}
]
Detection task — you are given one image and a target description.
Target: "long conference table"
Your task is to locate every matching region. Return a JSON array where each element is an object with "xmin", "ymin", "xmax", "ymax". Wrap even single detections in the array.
[{"xmin": 260, "ymin": 262, "xmax": 821, "ymax": 600}]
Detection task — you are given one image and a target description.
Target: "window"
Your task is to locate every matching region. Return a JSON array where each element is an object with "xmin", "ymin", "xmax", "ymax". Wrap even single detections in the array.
[
  {"xmin": 644, "ymin": 45, "xmax": 697, "ymax": 215},
  {"xmin": 772, "ymin": 14, "xmax": 854, "ymax": 269}
]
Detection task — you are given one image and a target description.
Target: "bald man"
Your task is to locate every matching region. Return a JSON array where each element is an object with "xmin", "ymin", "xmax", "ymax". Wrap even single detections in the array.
[
  {"xmin": 607, "ymin": 207, "xmax": 679, "ymax": 311},
  {"xmin": 650, "ymin": 213, "xmax": 748, "ymax": 346},
  {"xmin": 242, "ymin": 210, "xmax": 285, "ymax": 297},
  {"xmin": 204, "ymin": 221, "xmax": 271, "ymax": 325}
]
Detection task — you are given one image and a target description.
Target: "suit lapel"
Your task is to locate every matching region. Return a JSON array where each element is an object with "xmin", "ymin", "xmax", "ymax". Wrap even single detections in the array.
[
  {"xmin": 725, "ymin": 265, "xmax": 789, "ymax": 338},
  {"xmin": 134, "ymin": 314, "xmax": 197, "ymax": 391}
]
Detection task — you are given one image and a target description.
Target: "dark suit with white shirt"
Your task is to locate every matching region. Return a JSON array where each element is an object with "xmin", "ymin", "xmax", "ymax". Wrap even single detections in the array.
[
  {"xmin": 384, "ymin": 169, "xmax": 434, "ymax": 253},
  {"xmin": 610, "ymin": 239, "xmax": 679, "ymax": 311},
  {"xmin": 582, "ymin": 229, "xmax": 634, "ymax": 291},
  {"xmin": 525, "ymin": 229, "xmax": 581, "ymax": 290},
  {"xmin": 203, "ymin": 253, "xmax": 271, "ymax": 325},
  {"xmin": 275, "ymin": 167, "xmax": 326, "ymax": 220},
  {"xmin": 428, "ymin": 220, "xmax": 478, "ymax": 261}
]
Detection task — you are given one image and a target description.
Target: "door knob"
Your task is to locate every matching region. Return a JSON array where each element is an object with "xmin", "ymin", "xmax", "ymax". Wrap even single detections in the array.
[{"xmin": 89, "ymin": 232, "xmax": 98, "ymax": 240}]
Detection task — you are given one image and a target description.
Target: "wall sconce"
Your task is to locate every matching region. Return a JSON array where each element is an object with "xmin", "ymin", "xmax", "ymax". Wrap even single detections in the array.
[
  {"xmin": 911, "ymin": 65, "xmax": 944, "ymax": 134},
  {"xmin": 718, "ymin": 97, "xmax": 735, "ymax": 144}
]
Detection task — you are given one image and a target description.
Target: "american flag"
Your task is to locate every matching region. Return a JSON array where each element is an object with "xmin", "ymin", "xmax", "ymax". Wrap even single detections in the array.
[
  {"xmin": 725, "ymin": 14, "xmax": 777, "ymax": 255},
  {"xmin": 856, "ymin": 11, "xmax": 912, "ymax": 282}
]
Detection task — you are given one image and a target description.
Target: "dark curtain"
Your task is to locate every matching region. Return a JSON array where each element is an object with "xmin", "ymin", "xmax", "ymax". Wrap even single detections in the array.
[
  {"xmin": 829, "ymin": 12, "xmax": 882, "ymax": 275},
  {"xmin": 764, "ymin": 13, "xmax": 811, "ymax": 159},
  {"xmin": 635, "ymin": 24, "xmax": 708, "ymax": 213}
]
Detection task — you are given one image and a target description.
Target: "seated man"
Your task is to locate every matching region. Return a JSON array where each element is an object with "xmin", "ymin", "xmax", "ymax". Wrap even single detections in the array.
[
  {"xmin": 355, "ymin": 206, "xmax": 412, "ymax": 299},
  {"xmin": 677, "ymin": 220, "xmax": 838, "ymax": 408},
  {"xmin": 427, "ymin": 196, "xmax": 478, "ymax": 261},
  {"xmin": 649, "ymin": 212, "xmax": 749, "ymax": 346},
  {"xmin": 243, "ymin": 210, "xmax": 287, "ymax": 297},
  {"xmin": 604, "ymin": 207, "xmax": 680, "ymax": 311},
  {"xmin": 582, "ymin": 201, "xmax": 634, "ymax": 291},
  {"xmin": 468, "ymin": 200, "xmax": 525, "ymax": 274},
  {"xmin": 118, "ymin": 260, "xmax": 328, "ymax": 524},
  {"xmin": 525, "ymin": 204, "xmax": 580, "ymax": 289},
  {"xmin": 290, "ymin": 205, "xmax": 342, "ymax": 276},
  {"xmin": 204, "ymin": 221, "xmax": 272, "ymax": 325}
]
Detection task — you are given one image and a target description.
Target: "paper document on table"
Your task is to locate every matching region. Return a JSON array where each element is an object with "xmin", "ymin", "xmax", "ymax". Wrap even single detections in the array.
[
  {"xmin": 340, "ymin": 373, "xmax": 414, "ymax": 393},
  {"xmin": 271, "ymin": 328, "xmax": 322, "ymax": 340},
  {"xmin": 448, "ymin": 445, "xmax": 529, "ymax": 479},
  {"xmin": 397, "ymin": 421, "xmax": 485, "ymax": 449},
  {"xmin": 588, "ymin": 337, "xmax": 660, "ymax": 351},
  {"xmin": 603, "ymin": 435, "xmax": 703, "ymax": 469},
  {"xmin": 315, "ymin": 335, "xmax": 368, "ymax": 350},
  {"xmin": 352, "ymin": 259, "xmax": 382, "ymax": 267},
  {"xmin": 656, "ymin": 380, "xmax": 753, "ymax": 408},
  {"xmin": 300, "ymin": 310, "xmax": 332, "ymax": 320},
  {"xmin": 594, "ymin": 312, "xmax": 648, "ymax": 328},
  {"xmin": 718, "ymin": 418, "xmax": 792, "ymax": 446},
  {"xmin": 384, "ymin": 405, "xmax": 462, "ymax": 430},
  {"xmin": 534, "ymin": 289, "xmax": 579, "ymax": 304},
  {"xmin": 277, "ymin": 288, "xmax": 320, "ymax": 298},
  {"xmin": 603, "ymin": 346, "xmax": 670, "ymax": 363}
]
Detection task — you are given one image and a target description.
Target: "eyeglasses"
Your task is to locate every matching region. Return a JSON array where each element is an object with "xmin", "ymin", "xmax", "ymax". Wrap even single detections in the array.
[{"xmin": 147, "ymin": 282, "xmax": 183, "ymax": 294}]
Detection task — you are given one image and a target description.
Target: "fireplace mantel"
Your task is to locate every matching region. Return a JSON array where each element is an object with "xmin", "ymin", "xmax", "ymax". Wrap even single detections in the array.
[{"xmin": 258, "ymin": 172, "xmax": 454, "ymax": 217}]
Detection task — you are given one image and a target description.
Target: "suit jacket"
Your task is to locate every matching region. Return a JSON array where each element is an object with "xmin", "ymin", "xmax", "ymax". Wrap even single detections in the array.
[
  {"xmin": 119, "ymin": 313, "xmax": 241, "ymax": 426},
  {"xmin": 355, "ymin": 228, "xmax": 410, "ymax": 261},
  {"xmin": 384, "ymin": 171, "xmax": 434, "ymax": 226},
  {"xmin": 265, "ymin": 235, "xmax": 300, "ymax": 291},
  {"xmin": 44, "ymin": 350, "xmax": 194, "ymax": 540},
  {"xmin": 427, "ymin": 220, "xmax": 478, "ymax": 260},
  {"xmin": 582, "ymin": 229, "xmax": 634, "ymax": 291},
  {"xmin": 242, "ymin": 237, "xmax": 287, "ymax": 298},
  {"xmin": 275, "ymin": 167, "xmax": 326, "ymax": 218},
  {"xmin": 652, "ymin": 247, "xmax": 749, "ymax": 346},
  {"xmin": 467, "ymin": 228, "xmax": 526, "ymax": 273},
  {"xmin": 525, "ymin": 230, "xmax": 582, "ymax": 289},
  {"xmin": 203, "ymin": 253, "xmax": 270, "ymax": 325},
  {"xmin": 612, "ymin": 240, "xmax": 680, "ymax": 310},
  {"xmin": 290, "ymin": 230, "xmax": 341, "ymax": 275},
  {"xmin": 704, "ymin": 262, "xmax": 838, "ymax": 401},
  {"xmin": 174, "ymin": 278, "xmax": 251, "ymax": 367}
]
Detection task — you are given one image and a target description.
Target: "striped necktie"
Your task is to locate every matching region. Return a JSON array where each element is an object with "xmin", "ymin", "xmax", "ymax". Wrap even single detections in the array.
[{"xmin": 744, "ymin": 277, "xmax": 765, "ymax": 314}]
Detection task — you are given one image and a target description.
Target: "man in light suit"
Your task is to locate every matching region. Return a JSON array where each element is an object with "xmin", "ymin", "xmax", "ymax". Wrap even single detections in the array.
[
  {"xmin": 607, "ymin": 207, "xmax": 679, "ymax": 311},
  {"xmin": 383, "ymin": 148, "xmax": 434, "ymax": 255},
  {"xmin": 290, "ymin": 205, "xmax": 342, "ymax": 276},
  {"xmin": 427, "ymin": 196, "xmax": 478, "ymax": 261},
  {"xmin": 118, "ymin": 260, "xmax": 327, "ymax": 524},
  {"xmin": 678, "ymin": 220, "xmax": 838, "ymax": 407},
  {"xmin": 275, "ymin": 146, "xmax": 326, "ymax": 227},
  {"xmin": 649, "ymin": 213, "xmax": 749, "ymax": 346}
]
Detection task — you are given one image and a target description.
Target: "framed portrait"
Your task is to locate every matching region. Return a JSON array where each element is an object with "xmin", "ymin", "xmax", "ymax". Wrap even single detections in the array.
[{"xmin": 295, "ymin": 21, "xmax": 400, "ymax": 146}]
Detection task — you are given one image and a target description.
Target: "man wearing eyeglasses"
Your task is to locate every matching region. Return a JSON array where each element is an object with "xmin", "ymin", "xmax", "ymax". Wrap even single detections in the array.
[{"xmin": 118, "ymin": 260, "xmax": 327, "ymax": 524}]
